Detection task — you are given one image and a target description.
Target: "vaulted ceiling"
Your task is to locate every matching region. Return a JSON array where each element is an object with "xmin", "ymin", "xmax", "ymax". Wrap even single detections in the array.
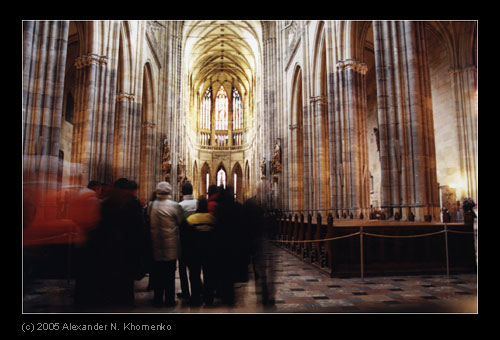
[{"xmin": 183, "ymin": 20, "xmax": 262, "ymax": 96}]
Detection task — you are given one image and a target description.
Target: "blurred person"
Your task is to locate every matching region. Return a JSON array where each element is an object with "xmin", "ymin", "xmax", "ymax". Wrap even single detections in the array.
[
  {"xmin": 149, "ymin": 181, "xmax": 183, "ymax": 307},
  {"xmin": 82, "ymin": 178, "xmax": 147, "ymax": 309},
  {"xmin": 178, "ymin": 182, "xmax": 197, "ymax": 302},
  {"xmin": 67, "ymin": 180, "xmax": 102, "ymax": 244},
  {"xmin": 22, "ymin": 178, "xmax": 82, "ymax": 284},
  {"xmin": 244, "ymin": 197, "xmax": 276, "ymax": 307},
  {"xmin": 214, "ymin": 186, "xmax": 249, "ymax": 306},
  {"xmin": 99, "ymin": 183, "xmax": 112, "ymax": 201},
  {"xmin": 185, "ymin": 196, "xmax": 217, "ymax": 306},
  {"xmin": 70, "ymin": 180, "xmax": 103, "ymax": 307},
  {"xmin": 207, "ymin": 185, "xmax": 220, "ymax": 216},
  {"xmin": 144, "ymin": 192, "xmax": 157, "ymax": 291}
]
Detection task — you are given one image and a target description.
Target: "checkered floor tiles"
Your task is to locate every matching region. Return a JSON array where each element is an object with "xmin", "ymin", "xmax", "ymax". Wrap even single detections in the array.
[{"xmin": 23, "ymin": 244, "xmax": 477, "ymax": 313}]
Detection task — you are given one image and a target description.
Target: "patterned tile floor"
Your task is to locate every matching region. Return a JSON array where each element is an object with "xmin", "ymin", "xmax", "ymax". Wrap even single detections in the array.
[{"xmin": 23, "ymin": 244, "xmax": 477, "ymax": 314}]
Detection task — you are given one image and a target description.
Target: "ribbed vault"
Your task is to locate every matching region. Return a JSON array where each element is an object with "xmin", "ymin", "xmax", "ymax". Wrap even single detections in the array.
[{"xmin": 184, "ymin": 20, "xmax": 262, "ymax": 94}]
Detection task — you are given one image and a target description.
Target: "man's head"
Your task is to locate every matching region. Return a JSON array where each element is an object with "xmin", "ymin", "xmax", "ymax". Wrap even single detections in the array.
[{"xmin": 182, "ymin": 182, "xmax": 193, "ymax": 196}]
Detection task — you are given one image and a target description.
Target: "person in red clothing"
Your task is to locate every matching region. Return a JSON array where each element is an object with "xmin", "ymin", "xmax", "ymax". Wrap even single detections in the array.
[{"xmin": 207, "ymin": 185, "xmax": 221, "ymax": 216}]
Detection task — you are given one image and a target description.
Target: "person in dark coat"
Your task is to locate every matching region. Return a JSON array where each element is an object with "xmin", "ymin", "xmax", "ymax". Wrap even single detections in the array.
[
  {"xmin": 185, "ymin": 196, "xmax": 217, "ymax": 306},
  {"xmin": 213, "ymin": 186, "xmax": 250, "ymax": 306},
  {"xmin": 244, "ymin": 198, "xmax": 276, "ymax": 307},
  {"xmin": 84, "ymin": 178, "xmax": 146, "ymax": 309}
]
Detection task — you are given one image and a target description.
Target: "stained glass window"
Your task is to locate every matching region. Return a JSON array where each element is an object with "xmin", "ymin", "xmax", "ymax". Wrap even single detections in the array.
[
  {"xmin": 215, "ymin": 86, "xmax": 228, "ymax": 130},
  {"xmin": 217, "ymin": 168, "xmax": 226, "ymax": 188},
  {"xmin": 233, "ymin": 132, "xmax": 242, "ymax": 146},
  {"xmin": 232, "ymin": 88, "xmax": 243, "ymax": 130},
  {"xmin": 200, "ymin": 87, "xmax": 211, "ymax": 130},
  {"xmin": 215, "ymin": 133, "xmax": 228, "ymax": 147},
  {"xmin": 200, "ymin": 132, "xmax": 210, "ymax": 146}
]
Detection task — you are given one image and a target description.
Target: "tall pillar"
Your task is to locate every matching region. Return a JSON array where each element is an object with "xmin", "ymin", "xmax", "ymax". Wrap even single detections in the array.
[
  {"xmin": 113, "ymin": 92, "xmax": 135, "ymax": 180},
  {"xmin": 373, "ymin": 21, "xmax": 440, "ymax": 221},
  {"xmin": 228, "ymin": 85, "xmax": 234, "ymax": 147},
  {"xmin": 72, "ymin": 53, "xmax": 110, "ymax": 184},
  {"xmin": 333, "ymin": 59, "xmax": 370, "ymax": 218},
  {"xmin": 210, "ymin": 83, "xmax": 216, "ymax": 146},
  {"xmin": 311, "ymin": 95, "xmax": 330, "ymax": 214},
  {"xmin": 449, "ymin": 65, "xmax": 478, "ymax": 204},
  {"xmin": 23, "ymin": 21, "xmax": 69, "ymax": 187}
]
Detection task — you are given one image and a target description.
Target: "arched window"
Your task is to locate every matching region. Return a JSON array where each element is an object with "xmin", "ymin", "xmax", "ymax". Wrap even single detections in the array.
[
  {"xmin": 200, "ymin": 87, "xmax": 211, "ymax": 146},
  {"xmin": 201, "ymin": 87, "xmax": 211, "ymax": 130},
  {"xmin": 232, "ymin": 87, "xmax": 243, "ymax": 130},
  {"xmin": 199, "ymin": 84, "xmax": 244, "ymax": 148},
  {"xmin": 215, "ymin": 86, "xmax": 228, "ymax": 131},
  {"xmin": 217, "ymin": 168, "xmax": 226, "ymax": 188}
]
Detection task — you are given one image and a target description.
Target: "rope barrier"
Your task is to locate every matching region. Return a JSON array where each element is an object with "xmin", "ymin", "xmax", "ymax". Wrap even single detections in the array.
[
  {"xmin": 447, "ymin": 230, "xmax": 474, "ymax": 235},
  {"xmin": 274, "ymin": 221, "xmax": 475, "ymax": 281},
  {"xmin": 363, "ymin": 230, "xmax": 445, "ymax": 238},
  {"xmin": 274, "ymin": 226, "xmax": 473, "ymax": 243},
  {"xmin": 274, "ymin": 232, "xmax": 361, "ymax": 243}
]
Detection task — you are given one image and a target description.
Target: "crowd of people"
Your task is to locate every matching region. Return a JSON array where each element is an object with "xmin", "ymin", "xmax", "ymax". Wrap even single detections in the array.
[{"xmin": 72, "ymin": 178, "xmax": 276, "ymax": 310}]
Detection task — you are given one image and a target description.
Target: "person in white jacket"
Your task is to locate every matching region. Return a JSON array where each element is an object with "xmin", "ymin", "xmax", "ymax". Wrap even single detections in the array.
[{"xmin": 149, "ymin": 182, "xmax": 183, "ymax": 307}]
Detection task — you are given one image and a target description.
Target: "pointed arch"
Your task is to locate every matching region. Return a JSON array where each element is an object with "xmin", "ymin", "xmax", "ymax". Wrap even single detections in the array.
[
  {"xmin": 139, "ymin": 62, "xmax": 156, "ymax": 202},
  {"xmin": 113, "ymin": 22, "xmax": 135, "ymax": 180},
  {"xmin": 244, "ymin": 160, "xmax": 250, "ymax": 200},
  {"xmin": 216, "ymin": 162, "xmax": 227, "ymax": 188},
  {"xmin": 290, "ymin": 65, "xmax": 305, "ymax": 211},
  {"xmin": 201, "ymin": 162, "xmax": 211, "ymax": 197},
  {"xmin": 192, "ymin": 160, "xmax": 198, "ymax": 197},
  {"xmin": 231, "ymin": 162, "xmax": 243, "ymax": 202},
  {"xmin": 312, "ymin": 21, "xmax": 331, "ymax": 211}
]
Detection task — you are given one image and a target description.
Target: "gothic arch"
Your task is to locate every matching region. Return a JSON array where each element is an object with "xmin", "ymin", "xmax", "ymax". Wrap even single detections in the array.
[
  {"xmin": 312, "ymin": 21, "xmax": 331, "ymax": 211},
  {"xmin": 231, "ymin": 162, "xmax": 243, "ymax": 202},
  {"xmin": 290, "ymin": 65, "xmax": 305, "ymax": 211},
  {"xmin": 201, "ymin": 162, "xmax": 211, "ymax": 197},
  {"xmin": 244, "ymin": 160, "xmax": 250, "ymax": 200},
  {"xmin": 139, "ymin": 62, "xmax": 157, "ymax": 202},
  {"xmin": 216, "ymin": 162, "xmax": 228, "ymax": 188},
  {"xmin": 193, "ymin": 160, "xmax": 198, "ymax": 197},
  {"xmin": 312, "ymin": 21, "xmax": 326, "ymax": 97},
  {"xmin": 113, "ymin": 22, "xmax": 135, "ymax": 180}
]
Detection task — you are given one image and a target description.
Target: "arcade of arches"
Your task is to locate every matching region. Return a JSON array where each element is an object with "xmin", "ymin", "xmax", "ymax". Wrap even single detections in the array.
[{"xmin": 23, "ymin": 20, "xmax": 478, "ymax": 222}]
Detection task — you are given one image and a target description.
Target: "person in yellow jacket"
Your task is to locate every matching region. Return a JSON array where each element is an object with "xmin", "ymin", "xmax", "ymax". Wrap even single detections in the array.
[{"xmin": 185, "ymin": 197, "xmax": 217, "ymax": 306}]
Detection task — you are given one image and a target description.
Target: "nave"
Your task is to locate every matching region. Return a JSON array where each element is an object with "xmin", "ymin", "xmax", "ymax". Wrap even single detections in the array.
[{"xmin": 23, "ymin": 242, "xmax": 477, "ymax": 314}]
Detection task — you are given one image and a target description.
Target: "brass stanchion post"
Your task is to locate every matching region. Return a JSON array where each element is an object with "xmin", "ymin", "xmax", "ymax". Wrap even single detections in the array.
[
  {"xmin": 360, "ymin": 226, "xmax": 364, "ymax": 281},
  {"xmin": 444, "ymin": 223, "xmax": 450, "ymax": 277}
]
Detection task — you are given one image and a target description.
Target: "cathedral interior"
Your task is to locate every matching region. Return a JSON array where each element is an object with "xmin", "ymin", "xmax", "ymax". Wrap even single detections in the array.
[{"xmin": 22, "ymin": 20, "xmax": 478, "ymax": 317}]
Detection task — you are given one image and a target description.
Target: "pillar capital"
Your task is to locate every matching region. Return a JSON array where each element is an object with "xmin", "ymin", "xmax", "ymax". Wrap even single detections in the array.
[
  {"xmin": 75, "ymin": 53, "xmax": 108, "ymax": 69},
  {"xmin": 448, "ymin": 64, "xmax": 477, "ymax": 75},
  {"xmin": 310, "ymin": 95, "xmax": 328, "ymax": 105},
  {"xmin": 116, "ymin": 92, "xmax": 135, "ymax": 102},
  {"xmin": 336, "ymin": 59, "xmax": 368, "ymax": 75}
]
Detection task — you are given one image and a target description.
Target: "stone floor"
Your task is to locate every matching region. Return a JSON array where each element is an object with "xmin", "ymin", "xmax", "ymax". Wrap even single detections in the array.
[{"xmin": 23, "ymin": 244, "xmax": 477, "ymax": 314}]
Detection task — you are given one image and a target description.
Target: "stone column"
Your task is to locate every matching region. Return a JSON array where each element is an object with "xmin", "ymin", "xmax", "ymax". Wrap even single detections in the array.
[
  {"xmin": 113, "ymin": 92, "xmax": 135, "ymax": 179},
  {"xmin": 449, "ymin": 65, "xmax": 478, "ymax": 204},
  {"xmin": 373, "ymin": 21, "xmax": 440, "ymax": 221},
  {"xmin": 72, "ymin": 53, "xmax": 112, "ymax": 185},
  {"xmin": 311, "ymin": 95, "xmax": 330, "ymax": 214},
  {"xmin": 228, "ymin": 85, "xmax": 234, "ymax": 147},
  {"xmin": 210, "ymin": 83, "xmax": 216, "ymax": 146},
  {"xmin": 23, "ymin": 21, "xmax": 69, "ymax": 187},
  {"xmin": 333, "ymin": 59, "xmax": 370, "ymax": 218}
]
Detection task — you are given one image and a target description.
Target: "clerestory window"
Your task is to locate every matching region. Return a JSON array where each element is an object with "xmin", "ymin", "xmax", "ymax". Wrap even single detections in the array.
[{"xmin": 199, "ymin": 84, "xmax": 244, "ymax": 147}]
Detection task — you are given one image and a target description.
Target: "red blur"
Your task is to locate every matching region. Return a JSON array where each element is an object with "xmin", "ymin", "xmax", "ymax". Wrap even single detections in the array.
[{"xmin": 23, "ymin": 184, "xmax": 101, "ymax": 247}]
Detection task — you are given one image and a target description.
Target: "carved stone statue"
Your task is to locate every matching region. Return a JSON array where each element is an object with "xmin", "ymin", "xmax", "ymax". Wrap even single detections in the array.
[
  {"xmin": 177, "ymin": 157, "xmax": 185, "ymax": 181},
  {"xmin": 260, "ymin": 158, "xmax": 266, "ymax": 178},
  {"xmin": 161, "ymin": 139, "xmax": 171, "ymax": 174},
  {"xmin": 271, "ymin": 138, "xmax": 282, "ymax": 174}
]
